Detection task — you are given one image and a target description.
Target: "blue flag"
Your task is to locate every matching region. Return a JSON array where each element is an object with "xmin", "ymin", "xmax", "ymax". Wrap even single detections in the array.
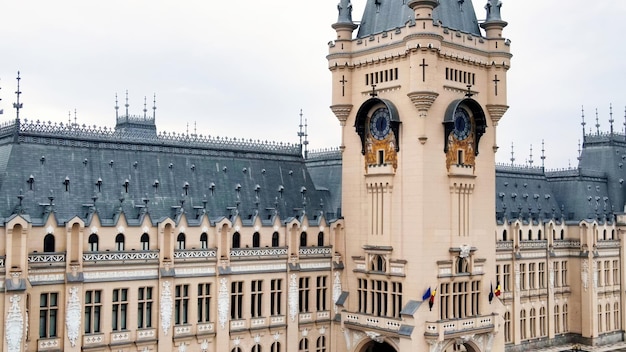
[{"xmin": 422, "ymin": 287, "xmax": 431, "ymax": 301}]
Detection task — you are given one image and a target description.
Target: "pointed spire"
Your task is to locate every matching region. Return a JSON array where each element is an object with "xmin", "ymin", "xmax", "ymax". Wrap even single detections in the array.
[
  {"xmin": 577, "ymin": 139, "xmax": 582, "ymax": 161},
  {"xmin": 528, "ymin": 144, "xmax": 533, "ymax": 167},
  {"xmin": 595, "ymin": 108, "xmax": 600, "ymax": 134},
  {"xmin": 13, "ymin": 71, "xmax": 23, "ymax": 120},
  {"xmin": 143, "ymin": 96, "xmax": 148, "ymax": 119},
  {"xmin": 485, "ymin": 0, "xmax": 503, "ymax": 22},
  {"xmin": 336, "ymin": 0, "xmax": 355, "ymax": 24}
]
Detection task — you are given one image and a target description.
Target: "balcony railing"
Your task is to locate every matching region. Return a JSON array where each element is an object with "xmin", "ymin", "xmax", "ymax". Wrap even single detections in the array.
[
  {"xmin": 82, "ymin": 250, "xmax": 159, "ymax": 263},
  {"xmin": 29, "ymin": 252, "xmax": 66, "ymax": 264},
  {"xmin": 342, "ymin": 312, "xmax": 402, "ymax": 332},
  {"xmin": 425, "ymin": 314, "xmax": 495, "ymax": 340},
  {"xmin": 299, "ymin": 246, "xmax": 333, "ymax": 257},
  {"xmin": 230, "ymin": 247, "xmax": 288, "ymax": 258},
  {"xmin": 174, "ymin": 249, "xmax": 217, "ymax": 261}
]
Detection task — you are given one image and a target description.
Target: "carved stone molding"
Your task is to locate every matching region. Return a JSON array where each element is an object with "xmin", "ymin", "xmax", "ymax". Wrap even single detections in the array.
[
  {"xmin": 407, "ymin": 91, "xmax": 439, "ymax": 113},
  {"xmin": 160, "ymin": 281, "xmax": 173, "ymax": 335},
  {"xmin": 66, "ymin": 287, "xmax": 81, "ymax": 347},
  {"xmin": 330, "ymin": 104, "xmax": 353, "ymax": 126}
]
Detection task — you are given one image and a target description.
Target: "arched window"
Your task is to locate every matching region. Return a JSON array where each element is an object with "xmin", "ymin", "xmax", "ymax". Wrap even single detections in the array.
[
  {"xmin": 537, "ymin": 230, "xmax": 542, "ymax": 240},
  {"xmin": 253, "ymin": 232, "xmax": 260, "ymax": 248},
  {"xmin": 518, "ymin": 230, "xmax": 523, "ymax": 241},
  {"xmin": 530, "ymin": 308, "xmax": 536, "ymax": 338},
  {"xmin": 232, "ymin": 348, "xmax": 242, "ymax": 352},
  {"xmin": 502, "ymin": 229, "xmax": 507, "ymax": 241},
  {"xmin": 115, "ymin": 233, "xmax": 125, "ymax": 251},
  {"xmin": 456, "ymin": 257, "xmax": 469, "ymax": 274},
  {"xmin": 316, "ymin": 336, "xmax": 326, "ymax": 352},
  {"xmin": 504, "ymin": 311, "xmax": 511, "ymax": 342},
  {"xmin": 527, "ymin": 229, "xmax": 532, "ymax": 241},
  {"xmin": 271, "ymin": 342, "xmax": 281, "ymax": 352},
  {"xmin": 317, "ymin": 232, "xmax": 324, "ymax": 246},
  {"xmin": 552, "ymin": 229, "xmax": 556, "ymax": 240},
  {"xmin": 43, "ymin": 234, "xmax": 55, "ymax": 252},
  {"xmin": 251, "ymin": 345, "xmax": 261, "ymax": 352},
  {"xmin": 563, "ymin": 304, "xmax": 568, "ymax": 332},
  {"xmin": 177, "ymin": 233, "xmax": 186, "ymax": 250},
  {"xmin": 598, "ymin": 304, "xmax": 603, "ymax": 333},
  {"xmin": 612, "ymin": 229, "xmax": 616, "ymax": 240},
  {"xmin": 272, "ymin": 232, "xmax": 279, "ymax": 247},
  {"xmin": 370, "ymin": 255, "xmax": 385, "ymax": 272},
  {"xmin": 141, "ymin": 233, "xmax": 150, "ymax": 250},
  {"xmin": 88, "ymin": 233, "xmax": 99, "ymax": 251},
  {"xmin": 603, "ymin": 229, "xmax": 607, "ymax": 240},
  {"xmin": 560, "ymin": 229, "xmax": 564, "ymax": 240},
  {"xmin": 300, "ymin": 232, "xmax": 307, "ymax": 247},
  {"xmin": 200, "ymin": 233, "xmax": 208, "ymax": 249},
  {"xmin": 606, "ymin": 303, "xmax": 611, "ymax": 331},
  {"xmin": 554, "ymin": 305, "xmax": 560, "ymax": 334},
  {"xmin": 232, "ymin": 232, "xmax": 241, "ymax": 249},
  {"xmin": 298, "ymin": 338, "xmax": 309, "ymax": 352},
  {"xmin": 539, "ymin": 306, "xmax": 547, "ymax": 336},
  {"xmin": 615, "ymin": 302, "xmax": 620, "ymax": 330}
]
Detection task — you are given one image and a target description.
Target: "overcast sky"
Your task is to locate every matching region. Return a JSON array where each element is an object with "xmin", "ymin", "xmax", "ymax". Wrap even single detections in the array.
[{"xmin": 1, "ymin": 1, "xmax": 625, "ymax": 169}]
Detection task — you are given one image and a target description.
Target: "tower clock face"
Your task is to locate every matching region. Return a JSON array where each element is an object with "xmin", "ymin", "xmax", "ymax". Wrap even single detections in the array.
[
  {"xmin": 369, "ymin": 107, "xmax": 391, "ymax": 140},
  {"xmin": 453, "ymin": 108, "xmax": 471, "ymax": 140}
]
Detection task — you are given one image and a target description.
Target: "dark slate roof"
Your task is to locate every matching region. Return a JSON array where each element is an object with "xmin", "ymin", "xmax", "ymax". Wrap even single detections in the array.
[
  {"xmin": 0, "ymin": 118, "xmax": 336, "ymax": 226},
  {"xmin": 495, "ymin": 165, "xmax": 562, "ymax": 224},
  {"xmin": 356, "ymin": 0, "xmax": 482, "ymax": 39},
  {"xmin": 306, "ymin": 149, "xmax": 343, "ymax": 218}
]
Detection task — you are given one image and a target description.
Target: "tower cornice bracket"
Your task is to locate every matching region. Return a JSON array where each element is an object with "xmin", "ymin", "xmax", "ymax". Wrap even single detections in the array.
[
  {"xmin": 407, "ymin": 91, "xmax": 439, "ymax": 113},
  {"xmin": 485, "ymin": 104, "xmax": 509, "ymax": 126},
  {"xmin": 330, "ymin": 104, "xmax": 353, "ymax": 126}
]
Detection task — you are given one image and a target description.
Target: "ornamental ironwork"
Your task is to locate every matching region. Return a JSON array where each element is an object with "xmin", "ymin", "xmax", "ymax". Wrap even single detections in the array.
[{"xmin": 82, "ymin": 250, "xmax": 159, "ymax": 262}]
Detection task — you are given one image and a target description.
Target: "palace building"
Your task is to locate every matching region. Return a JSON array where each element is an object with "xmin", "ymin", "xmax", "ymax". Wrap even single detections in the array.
[{"xmin": 0, "ymin": 1, "xmax": 625, "ymax": 352}]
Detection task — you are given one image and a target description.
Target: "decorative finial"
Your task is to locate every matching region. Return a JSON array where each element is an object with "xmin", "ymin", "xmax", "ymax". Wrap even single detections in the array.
[
  {"xmin": 577, "ymin": 139, "xmax": 582, "ymax": 161},
  {"xmin": 297, "ymin": 110, "xmax": 309, "ymax": 159},
  {"xmin": 528, "ymin": 144, "xmax": 533, "ymax": 166},
  {"xmin": 74, "ymin": 108, "xmax": 77, "ymax": 126},
  {"xmin": 609, "ymin": 103, "xmax": 614, "ymax": 135},
  {"xmin": 152, "ymin": 93, "xmax": 157, "ymax": 120},
  {"xmin": 510, "ymin": 142, "xmax": 515, "ymax": 166},
  {"xmin": 581, "ymin": 106, "xmax": 586, "ymax": 136},
  {"xmin": 115, "ymin": 93, "xmax": 119, "ymax": 119},
  {"xmin": 541, "ymin": 139, "xmax": 546, "ymax": 168},
  {"xmin": 13, "ymin": 71, "xmax": 23, "ymax": 120},
  {"xmin": 143, "ymin": 96, "xmax": 147, "ymax": 119},
  {"xmin": 595, "ymin": 108, "xmax": 600, "ymax": 135},
  {"xmin": 465, "ymin": 84, "xmax": 473, "ymax": 98},
  {"xmin": 125, "ymin": 90, "xmax": 129, "ymax": 117}
]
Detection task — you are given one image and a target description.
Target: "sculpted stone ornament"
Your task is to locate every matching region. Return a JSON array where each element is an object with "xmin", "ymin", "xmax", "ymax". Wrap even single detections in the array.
[
  {"xmin": 218, "ymin": 278, "xmax": 229, "ymax": 329},
  {"xmin": 582, "ymin": 259, "xmax": 589, "ymax": 291},
  {"xmin": 333, "ymin": 271, "xmax": 342, "ymax": 313},
  {"xmin": 160, "ymin": 281, "xmax": 173, "ymax": 335},
  {"xmin": 366, "ymin": 331, "xmax": 384, "ymax": 343},
  {"xmin": 66, "ymin": 287, "xmax": 81, "ymax": 347},
  {"xmin": 5, "ymin": 295, "xmax": 24, "ymax": 352},
  {"xmin": 459, "ymin": 244, "xmax": 471, "ymax": 258},
  {"xmin": 289, "ymin": 273, "xmax": 298, "ymax": 321}
]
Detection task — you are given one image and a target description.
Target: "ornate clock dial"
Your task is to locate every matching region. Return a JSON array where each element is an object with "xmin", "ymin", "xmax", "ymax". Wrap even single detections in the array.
[
  {"xmin": 453, "ymin": 108, "xmax": 471, "ymax": 140},
  {"xmin": 369, "ymin": 107, "xmax": 391, "ymax": 140}
]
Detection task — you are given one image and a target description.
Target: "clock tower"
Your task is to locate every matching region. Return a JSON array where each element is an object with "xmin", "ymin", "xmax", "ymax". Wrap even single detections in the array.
[{"xmin": 328, "ymin": 1, "xmax": 510, "ymax": 351}]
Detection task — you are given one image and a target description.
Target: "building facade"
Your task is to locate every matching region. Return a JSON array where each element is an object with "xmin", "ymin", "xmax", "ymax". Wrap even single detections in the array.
[{"xmin": 1, "ymin": 1, "xmax": 626, "ymax": 352}]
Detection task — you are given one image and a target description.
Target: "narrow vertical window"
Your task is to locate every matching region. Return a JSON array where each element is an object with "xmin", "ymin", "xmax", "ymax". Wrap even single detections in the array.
[
  {"xmin": 197, "ymin": 283, "xmax": 211, "ymax": 323},
  {"xmin": 39, "ymin": 292, "xmax": 58, "ymax": 338},
  {"xmin": 137, "ymin": 286, "xmax": 153, "ymax": 328},
  {"xmin": 112, "ymin": 288, "xmax": 128, "ymax": 331},
  {"xmin": 175, "ymin": 284, "xmax": 189, "ymax": 325}
]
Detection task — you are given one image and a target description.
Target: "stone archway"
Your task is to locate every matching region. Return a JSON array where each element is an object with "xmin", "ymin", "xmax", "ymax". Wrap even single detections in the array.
[
  {"xmin": 442, "ymin": 339, "xmax": 480, "ymax": 352},
  {"xmin": 358, "ymin": 340, "xmax": 397, "ymax": 352}
]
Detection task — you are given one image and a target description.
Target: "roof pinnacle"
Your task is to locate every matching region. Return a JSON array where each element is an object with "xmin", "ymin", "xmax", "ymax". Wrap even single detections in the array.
[{"xmin": 13, "ymin": 71, "xmax": 23, "ymax": 120}]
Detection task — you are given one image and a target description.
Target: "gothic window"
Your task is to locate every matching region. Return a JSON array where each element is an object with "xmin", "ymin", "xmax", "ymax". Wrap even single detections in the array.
[
  {"xmin": 537, "ymin": 229, "xmax": 542, "ymax": 240},
  {"xmin": 112, "ymin": 288, "xmax": 128, "ymax": 331},
  {"xmin": 177, "ymin": 233, "xmax": 186, "ymax": 250},
  {"xmin": 175, "ymin": 284, "xmax": 189, "ymax": 325},
  {"xmin": 554, "ymin": 305, "xmax": 560, "ymax": 334},
  {"xmin": 232, "ymin": 348, "xmax": 242, "ymax": 352},
  {"xmin": 560, "ymin": 229, "xmax": 564, "ymax": 240},
  {"xmin": 563, "ymin": 304, "xmax": 568, "ymax": 332},
  {"xmin": 232, "ymin": 232, "xmax": 241, "ymax": 249},
  {"xmin": 598, "ymin": 304, "xmax": 603, "ymax": 333},
  {"xmin": 504, "ymin": 311, "xmax": 511, "ymax": 342},
  {"xmin": 272, "ymin": 232, "xmax": 279, "ymax": 247},
  {"xmin": 527, "ymin": 230, "xmax": 532, "ymax": 240},
  {"xmin": 518, "ymin": 230, "xmax": 522, "ymax": 241},
  {"xmin": 299, "ymin": 277, "xmax": 310, "ymax": 313},
  {"xmin": 137, "ymin": 286, "xmax": 153, "ymax": 328},
  {"xmin": 115, "ymin": 233, "xmax": 125, "ymax": 251},
  {"xmin": 200, "ymin": 233, "xmax": 208, "ymax": 249},
  {"xmin": 197, "ymin": 283, "xmax": 211, "ymax": 323},
  {"xmin": 502, "ymin": 229, "xmax": 507, "ymax": 241},
  {"xmin": 316, "ymin": 336, "xmax": 326, "ymax": 352},
  {"xmin": 43, "ymin": 234, "xmax": 55, "ymax": 253},
  {"xmin": 615, "ymin": 303, "xmax": 620, "ymax": 330},
  {"xmin": 88, "ymin": 234, "xmax": 99, "ymax": 251},
  {"xmin": 251, "ymin": 280, "xmax": 263, "ymax": 318},
  {"xmin": 370, "ymin": 254, "xmax": 386, "ymax": 272},
  {"xmin": 300, "ymin": 232, "xmax": 308, "ymax": 247},
  {"xmin": 456, "ymin": 256, "xmax": 469, "ymax": 274},
  {"xmin": 316, "ymin": 275, "xmax": 328, "ymax": 311},
  {"xmin": 84, "ymin": 290, "xmax": 102, "ymax": 333},
  {"xmin": 270, "ymin": 279, "xmax": 282, "ymax": 316},
  {"xmin": 539, "ymin": 306, "xmax": 547, "ymax": 337},
  {"xmin": 141, "ymin": 233, "xmax": 150, "ymax": 250},
  {"xmin": 253, "ymin": 232, "xmax": 260, "ymax": 248},
  {"xmin": 299, "ymin": 338, "xmax": 309, "ymax": 352},
  {"xmin": 606, "ymin": 303, "xmax": 611, "ymax": 331},
  {"xmin": 251, "ymin": 345, "xmax": 261, "ymax": 352},
  {"xmin": 231, "ymin": 281, "xmax": 244, "ymax": 320},
  {"xmin": 317, "ymin": 231, "xmax": 324, "ymax": 246},
  {"xmin": 271, "ymin": 342, "xmax": 281, "ymax": 352}
]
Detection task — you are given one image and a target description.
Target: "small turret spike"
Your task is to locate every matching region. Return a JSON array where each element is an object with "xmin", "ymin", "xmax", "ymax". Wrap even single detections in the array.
[
  {"xmin": 540, "ymin": 139, "xmax": 546, "ymax": 168},
  {"xmin": 125, "ymin": 90, "xmax": 129, "ymax": 117},
  {"xmin": 510, "ymin": 142, "xmax": 515, "ymax": 166},
  {"xmin": 595, "ymin": 108, "xmax": 600, "ymax": 135},
  {"xmin": 581, "ymin": 106, "xmax": 586, "ymax": 136},
  {"xmin": 609, "ymin": 103, "xmax": 614, "ymax": 135},
  {"xmin": 577, "ymin": 139, "xmax": 582, "ymax": 161},
  {"xmin": 528, "ymin": 144, "xmax": 533, "ymax": 166},
  {"xmin": 115, "ymin": 93, "xmax": 119, "ymax": 119},
  {"xmin": 152, "ymin": 93, "xmax": 157, "ymax": 120},
  {"xmin": 143, "ymin": 96, "xmax": 147, "ymax": 119}
]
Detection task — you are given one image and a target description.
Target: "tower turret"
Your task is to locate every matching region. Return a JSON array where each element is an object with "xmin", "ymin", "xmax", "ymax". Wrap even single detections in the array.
[{"xmin": 481, "ymin": 0, "xmax": 508, "ymax": 38}]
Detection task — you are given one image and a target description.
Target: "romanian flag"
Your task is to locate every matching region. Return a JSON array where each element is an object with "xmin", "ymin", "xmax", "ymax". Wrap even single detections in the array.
[
  {"xmin": 495, "ymin": 282, "xmax": 502, "ymax": 297},
  {"xmin": 428, "ymin": 288, "xmax": 436, "ymax": 311},
  {"xmin": 489, "ymin": 282, "xmax": 494, "ymax": 303}
]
